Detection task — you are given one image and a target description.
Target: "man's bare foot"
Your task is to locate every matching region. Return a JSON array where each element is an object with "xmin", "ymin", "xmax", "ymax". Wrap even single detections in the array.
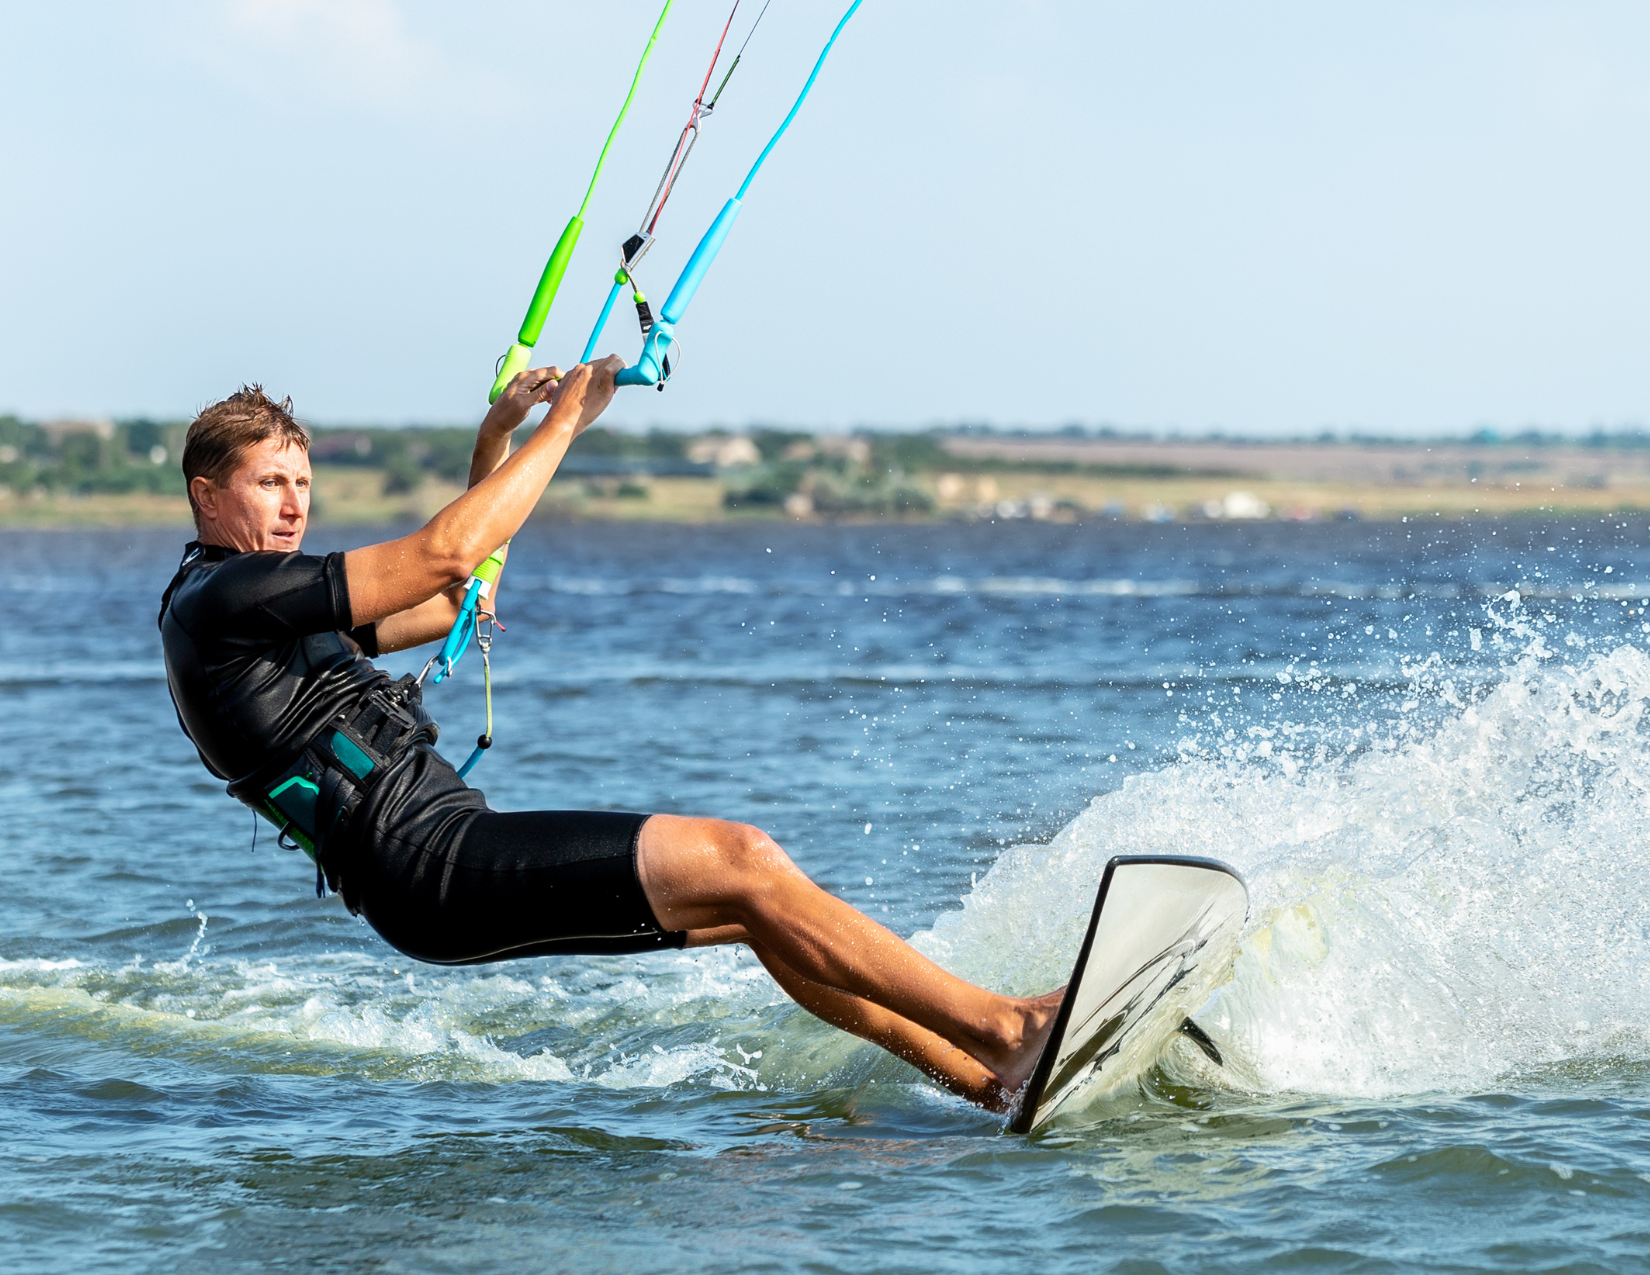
[{"xmin": 982, "ymin": 986, "xmax": 1066, "ymax": 1099}]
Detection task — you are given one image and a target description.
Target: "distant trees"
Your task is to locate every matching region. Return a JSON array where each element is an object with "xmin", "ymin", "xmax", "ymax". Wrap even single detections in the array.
[{"xmin": 0, "ymin": 416, "xmax": 185, "ymax": 496}]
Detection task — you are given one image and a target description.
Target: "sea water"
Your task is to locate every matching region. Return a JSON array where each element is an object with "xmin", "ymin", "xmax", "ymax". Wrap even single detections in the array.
[{"xmin": 4, "ymin": 518, "xmax": 1650, "ymax": 1272}]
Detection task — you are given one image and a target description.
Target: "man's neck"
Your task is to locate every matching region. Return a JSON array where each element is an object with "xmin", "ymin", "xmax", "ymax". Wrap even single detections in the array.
[{"xmin": 195, "ymin": 526, "xmax": 259, "ymax": 553}]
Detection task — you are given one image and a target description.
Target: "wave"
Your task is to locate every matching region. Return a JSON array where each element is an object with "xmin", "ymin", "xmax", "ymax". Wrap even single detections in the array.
[
  {"xmin": 0, "ymin": 660, "xmax": 168, "ymax": 688},
  {"xmin": 0, "ymin": 942, "xmax": 786, "ymax": 1089},
  {"xmin": 514, "ymin": 573, "xmax": 1648, "ymax": 603}
]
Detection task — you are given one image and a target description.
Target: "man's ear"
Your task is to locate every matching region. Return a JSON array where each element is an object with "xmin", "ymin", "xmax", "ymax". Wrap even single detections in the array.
[{"xmin": 191, "ymin": 476, "xmax": 219, "ymax": 522}]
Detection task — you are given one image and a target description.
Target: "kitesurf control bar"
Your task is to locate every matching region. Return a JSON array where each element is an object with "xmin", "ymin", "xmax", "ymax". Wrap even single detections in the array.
[
  {"xmin": 488, "ymin": 0, "xmax": 675, "ymax": 403},
  {"xmin": 615, "ymin": 199, "xmax": 739, "ymax": 387},
  {"xmin": 430, "ymin": 546, "xmax": 507, "ymax": 685},
  {"xmin": 614, "ymin": 0, "xmax": 864, "ymax": 390}
]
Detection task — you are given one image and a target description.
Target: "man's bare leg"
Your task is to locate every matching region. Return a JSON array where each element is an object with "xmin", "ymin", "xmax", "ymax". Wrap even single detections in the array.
[
  {"xmin": 637, "ymin": 814, "xmax": 1061, "ymax": 1097},
  {"xmin": 696, "ymin": 927, "xmax": 1011, "ymax": 1107}
]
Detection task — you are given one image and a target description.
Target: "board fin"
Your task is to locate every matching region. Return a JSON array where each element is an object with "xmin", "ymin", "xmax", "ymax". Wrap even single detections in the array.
[{"xmin": 1176, "ymin": 1017, "xmax": 1223, "ymax": 1066}]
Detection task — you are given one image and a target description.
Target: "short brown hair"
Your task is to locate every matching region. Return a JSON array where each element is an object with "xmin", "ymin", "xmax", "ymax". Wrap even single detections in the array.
[{"xmin": 182, "ymin": 385, "xmax": 309, "ymax": 523}]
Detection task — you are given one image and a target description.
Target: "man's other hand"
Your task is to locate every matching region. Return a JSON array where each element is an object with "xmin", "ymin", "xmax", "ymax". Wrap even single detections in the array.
[{"xmin": 482, "ymin": 365, "xmax": 563, "ymax": 437}]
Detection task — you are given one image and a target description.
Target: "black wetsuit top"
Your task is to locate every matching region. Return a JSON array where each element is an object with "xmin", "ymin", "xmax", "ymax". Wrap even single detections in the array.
[
  {"xmin": 158, "ymin": 542, "xmax": 392, "ymax": 782},
  {"xmin": 159, "ymin": 541, "xmax": 682, "ymax": 964}
]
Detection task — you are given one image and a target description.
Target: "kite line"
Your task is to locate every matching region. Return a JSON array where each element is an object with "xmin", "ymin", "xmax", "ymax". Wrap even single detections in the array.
[
  {"xmin": 487, "ymin": 0, "xmax": 675, "ymax": 404},
  {"xmin": 613, "ymin": 0, "xmax": 864, "ymax": 391},
  {"xmin": 581, "ymin": 0, "xmax": 774, "ymax": 369}
]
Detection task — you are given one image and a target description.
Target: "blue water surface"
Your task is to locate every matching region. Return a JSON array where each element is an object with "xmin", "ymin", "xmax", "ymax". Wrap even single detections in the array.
[{"xmin": 4, "ymin": 517, "xmax": 1650, "ymax": 1273}]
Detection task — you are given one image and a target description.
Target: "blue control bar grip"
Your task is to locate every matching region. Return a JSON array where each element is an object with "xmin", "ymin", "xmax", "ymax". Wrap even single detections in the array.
[
  {"xmin": 617, "ymin": 317, "xmax": 675, "ymax": 387},
  {"xmin": 661, "ymin": 198, "xmax": 741, "ymax": 325},
  {"xmin": 614, "ymin": 199, "xmax": 741, "ymax": 388},
  {"xmin": 431, "ymin": 578, "xmax": 483, "ymax": 684},
  {"xmin": 615, "ymin": 362, "xmax": 659, "ymax": 388}
]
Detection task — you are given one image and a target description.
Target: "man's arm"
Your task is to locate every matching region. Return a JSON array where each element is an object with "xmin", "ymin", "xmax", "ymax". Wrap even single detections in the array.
[
  {"xmin": 344, "ymin": 356, "xmax": 621, "ymax": 633},
  {"xmin": 371, "ymin": 591, "xmax": 468, "ymax": 654},
  {"xmin": 369, "ymin": 378, "xmax": 535, "ymax": 654}
]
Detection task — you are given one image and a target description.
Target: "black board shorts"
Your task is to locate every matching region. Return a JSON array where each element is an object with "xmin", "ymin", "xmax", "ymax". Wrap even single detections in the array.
[{"xmin": 337, "ymin": 744, "xmax": 687, "ymax": 965}]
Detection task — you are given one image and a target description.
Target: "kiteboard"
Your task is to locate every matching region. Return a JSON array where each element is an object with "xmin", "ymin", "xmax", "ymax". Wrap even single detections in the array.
[{"xmin": 1010, "ymin": 854, "xmax": 1248, "ymax": 1134}]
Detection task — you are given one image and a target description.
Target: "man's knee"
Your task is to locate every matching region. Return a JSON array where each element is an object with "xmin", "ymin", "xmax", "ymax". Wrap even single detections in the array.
[{"xmin": 703, "ymin": 819, "xmax": 794, "ymax": 887}]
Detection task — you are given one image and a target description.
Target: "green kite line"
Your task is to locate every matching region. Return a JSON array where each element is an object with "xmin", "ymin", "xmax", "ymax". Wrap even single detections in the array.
[{"xmin": 487, "ymin": 0, "xmax": 675, "ymax": 403}]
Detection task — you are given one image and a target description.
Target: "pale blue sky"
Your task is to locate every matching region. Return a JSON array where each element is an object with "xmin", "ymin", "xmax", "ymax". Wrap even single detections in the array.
[{"xmin": 2, "ymin": 0, "xmax": 1648, "ymax": 433}]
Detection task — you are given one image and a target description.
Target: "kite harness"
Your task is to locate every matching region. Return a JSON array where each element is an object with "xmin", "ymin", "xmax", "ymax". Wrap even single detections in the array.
[
  {"xmin": 487, "ymin": 0, "xmax": 675, "ymax": 404},
  {"xmin": 228, "ymin": 673, "xmax": 434, "ymax": 897},
  {"xmin": 614, "ymin": 0, "xmax": 864, "ymax": 390},
  {"xmin": 580, "ymin": 0, "xmax": 774, "ymax": 375}
]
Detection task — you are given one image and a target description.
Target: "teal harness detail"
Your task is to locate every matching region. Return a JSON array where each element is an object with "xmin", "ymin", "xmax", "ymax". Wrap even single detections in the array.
[{"xmin": 231, "ymin": 675, "xmax": 432, "ymax": 896}]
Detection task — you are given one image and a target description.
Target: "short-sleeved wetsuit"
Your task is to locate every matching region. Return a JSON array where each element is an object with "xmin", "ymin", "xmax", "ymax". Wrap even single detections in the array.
[{"xmin": 160, "ymin": 542, "xmax": 685, "ymax": 963}]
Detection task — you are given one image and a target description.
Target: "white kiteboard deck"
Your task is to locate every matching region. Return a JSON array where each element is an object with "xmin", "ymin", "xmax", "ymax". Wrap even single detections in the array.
[{"xmin": 1010, "ymin": 855, "xmax": 1248, "ymax": 1134}]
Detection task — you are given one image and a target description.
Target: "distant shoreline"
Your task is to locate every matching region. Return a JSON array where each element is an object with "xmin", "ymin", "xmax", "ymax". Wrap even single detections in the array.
[
  {"xmin": 2, "ymin": 469, "xmax": 1647, "ymax": 528},
  {"xmin": 7, "ymin": 424, "xmax": 1650, "ymax": 527}
]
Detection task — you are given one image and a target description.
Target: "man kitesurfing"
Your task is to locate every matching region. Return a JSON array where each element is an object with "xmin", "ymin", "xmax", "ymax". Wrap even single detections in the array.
[
  {"xmin": 158, "ymin": 0, "xmax": 1075, "ymax": 1119},
  {"xmin": 159, "ymin": 364, "xmax": 1063, "ymax": 1111}
]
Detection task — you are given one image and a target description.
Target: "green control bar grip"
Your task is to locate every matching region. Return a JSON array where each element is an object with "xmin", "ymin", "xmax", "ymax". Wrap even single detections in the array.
[
  {"xmin": 471, "ymin": 545, "xmax": 508, "ymax": 592},
  {"xmin": 489, "ymin": 216, "xmax": 584, "ymax": 403}
]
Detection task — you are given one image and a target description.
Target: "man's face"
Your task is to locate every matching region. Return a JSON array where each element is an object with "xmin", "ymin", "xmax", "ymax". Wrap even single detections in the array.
[{"xmin": 193, "ymin": 438, "xmax": 312, "ymax": 552}]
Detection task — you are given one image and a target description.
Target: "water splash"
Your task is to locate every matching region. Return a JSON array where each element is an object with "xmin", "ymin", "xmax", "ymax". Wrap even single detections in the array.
[{"xmin": 916, "ymin": 605, "xmax": 1650, "ymax": 1102}]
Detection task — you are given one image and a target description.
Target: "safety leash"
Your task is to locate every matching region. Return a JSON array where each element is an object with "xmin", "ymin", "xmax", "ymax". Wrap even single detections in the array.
[
  {"xmin": 614, "ymin": 0, "xmax": 864, "ymax": 390},
  {"xmin": 426, "ymin": 545, "xmax": 507, "ymax": 685},
  {"xmin": 488, "ymin": 0, "xmax": 676, "ymax": 403},
  {"xmin": 456, "ymin": 607, "xmax": 499, "ymax": 779},
  {"xmin": 419, "ymin": 545, "xmax": 507, "ymax": 779}
]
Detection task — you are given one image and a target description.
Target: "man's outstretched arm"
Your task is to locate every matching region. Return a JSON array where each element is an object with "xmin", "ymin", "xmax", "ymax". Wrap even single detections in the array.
[
  {"xmin": 349, "ymin": 356, "xmax": 621, "ymax": 639},
  {"xmin": 370, "ymin": 368, "xmax": 555, "ymax": 653}
]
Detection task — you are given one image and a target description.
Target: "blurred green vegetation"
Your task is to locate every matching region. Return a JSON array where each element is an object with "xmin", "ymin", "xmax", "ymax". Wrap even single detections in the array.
[
  {"xmin": 308, "ymin": 425, "xmax": 694, "ymax": 495},
  {"xmin": 573, "ymin": 427, "xmax": 689, "ymax": 460},
  {"xmin": 0, "ymin": 415, "xmax": 188, "ymax": 496},
  {"xmin": 0, "ymin": 417, "xmax": 702, "ymax": 500},
  {"xmin": 307, "ymin": 427, "xmax": 477, "ymax": 490},
  {"xmin": 0, "ymin": 414, "xmax": 954, "ymax": 511},
  {"xmin": 721, "ymin": 431, "xmax": 936, "ymax": 515}
]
